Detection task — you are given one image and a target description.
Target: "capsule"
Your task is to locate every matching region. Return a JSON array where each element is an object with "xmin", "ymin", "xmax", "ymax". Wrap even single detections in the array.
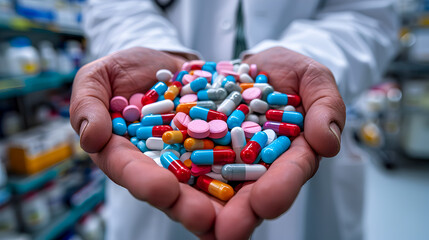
[
  {"xmin": 261, "ymin": 136, "xmax": 291, "ymax": 164},
  {"xmin": 265, "ymin": 109, "xmax": 304, "ymax": 126},
  {"xmin": 255, "ymin": 74, "xmax": 268, "ymax": 83},
  {"xmin": 221, "ymin": 75, "xmax": 236, "ymax": 87},
  {"xmin": 263, "ymin": 121, "xmax": 300, "ymax": 137},
  {"xmin": 202, "ymin": 62, "xmax": 216, "ymax": 73},
  {"xmin": 286, "ymin": 94, "xmax": 301, "ymax": 107},
  {"xmin": 176, "ymin": 101, "xmax": 217, "ymax": 115},
  {"xmin": 239, "ymin": 83, "xmax": 271, "ymax": 92},
  {"xmin": 141, "ymin": 100, "xmax": 175, "ymax": 116},
  {"xmin": 130, "ymin": 136, "xmax": 139, "ymax": 146},
  {"xmin": 191, "ymin": 149, "xmax": 235, "ymax": 165},
  {"xmin": 136, "ymin": 140, "xmax": 149, "ymax": 152},
  {"xmin": 181, "ymin": 77, "xmax": 208, "ymax": 95},
  {"xmin": 136, "ymin": 125, "xmax": 173, "ymax": 139},
  {"xmin": 127, "ymin": 122, "xmax": 142, "ymax": 136},
  {"xmin": 161, "ymin": 144, "xmax": 181, "ymax": 158},
  {"xmin": 267, "ymin": 92, "xmax": 288, "ymax": 105},
  {"xmin": 162, "ymin": 130, "xmax": 188, "ymax": 144},
  {"xmin": 249, "ymin": 99, "xmax": 269, "ymax": 114},
  {"xmin": 160, "ymin": 152, "xmax": 191, "ymax": 183},
  {"xmin": 189, "ymin": 106, "xmax": 227, "ymax": 122},
  {"xmin": 164, "ymin": 81, "xmax": 182, "ymax": 100},
  {"xmin": 231, "ymin": 127, "xmax": 246, "ymax": 163},
  {"xmin": 261, "ymin": 85, "xmax": 274, "ymax": 101},
  {"xmin": 175, "ymin": 70, "xmax": 188, "ymax": 84},
  {"xmin": 196, "ymin": 175, "xmax": 234, "ymax": 201},
  {"xmin": 239, "ymin": 73, "xmax": 254, "ymax": 83},
  {"xmin": 111, "ymin": 112, "xmax": 127, "ymax": 136},
  {"xmin": 227, "ymin": 104, "xmax": 249, "ymax": 129},
  {"xmin": 183, "ymin": 138, "xmax": 214, "ymax": 151},
  {"xmin": 141, "ymin": 82, "xmax": 168, "ymax": 105},
  {"xmin": 221, "ymin": 164, "xmax": 267, "ymax": 181},
  {"xmin": 146, "ymin": 137, "xmax": 168, "ymax": 150},
  {"xmin": 224, "ymin": 81, "xmax": 242, "ymax": 94},
  {"xmin": 240, "ymin": 131, "xmax": 268, "ymax": 164},
  {"xmin": 141, "ymin": 113, "xmax": 175, "ymax": 126},
  {"xmin": 217, "ymin": 91, "xmax": 242, "ymax": 116},
  {"xmin": 212, "ymin": 131, "xmax": 231, "ymax": 145},
  {"xmin": 197, "ymin": 88, "xmax": 227, "ymax": 101}
]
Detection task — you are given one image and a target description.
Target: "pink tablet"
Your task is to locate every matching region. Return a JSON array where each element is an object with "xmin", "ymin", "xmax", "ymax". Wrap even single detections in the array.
[
  {"xmin": 216, "ymin": 61, "xmax": 233, "ymax": 73},
  {"xmin": 122, "ymin": 105, "xmax": 140, "ymax": 122},
  {"xmin": 173, "ymin": 112, "xmax": 191, "ymax": 130},
  {"xmin": 193, "ymin": 70, "xmax": 212, "ymax": 83},
  {"xmin": 241, "ymin": 121, "xmax": 262, "ymax": 138},
  {"xmin": 179, "ymin": 94, "xmax": 198, "ymax": 103},
  {"xmin": 129, "ymin": 93, "xmax": 144, "ymax": 110},
  {"xmin": 250, "ymin": 64, "xmax": 258, "ymax": 79},
  {"xmin": 187, "ymin": 119, "xmax": 210, "ymax": 139},
  {"xmin": 208, "ymin": 120, "xmax": 228, "ymax": 139},
  {"xmin": 110, "ymin": 96, "xmax": 128, "ymax": 112},
  {"xmin": 242, "ymin": 87, "xmax": 262, "ymax": 104},
  {"xmin": 182, "ymin": 74, "xmax": 198, "ymax": 85}
]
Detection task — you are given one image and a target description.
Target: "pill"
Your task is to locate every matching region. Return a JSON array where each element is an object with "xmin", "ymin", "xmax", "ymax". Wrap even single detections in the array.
[
  {"xmin": 189, "ymin": 106, "xmax": 227, "ymax": 122},
  {"xmin": 187, "ymin": 119, "xmax": 210, "ymax": 139},
  {"xmin": 219, "ymin": 70, "xmax": 239, "ymax": 80},
  {"xmin": 221, "ymin": 164, "xmax": 267, "ymax": 181},
  {"xmin": 259, "ymin": 115, "xmax": 267, "ymax": 125},
  {"xmin": 211, "ymin": 73, "xmax": 225, "ymax": 89},
  {"xmin": 146, "ymin": 137, "xmax": 168, "ymax": 150},
  {"xmin": 182, "ymin": 74, "xmax": 198, "ymax": 85},
  {"xmin": 196, "ymin": 175, "xmax": 234, "ymax": 201},
  {"xmin": 250, "ymin": 64, "xmax": 258, "ymax": 78},
  {"xmin": 211, "ymin": 131, "xmax": 231, "ymax": 145},
  {"xmin": 216, "ymin": 61, "xmax": 234, "ymax": 72},
  {"xmin": 141, "ymin": 82, "xmax": 168, "ymax": 105},
  {"xmin": 261, "ymin": 85, "xmax": 274, "ymax": 101},
  {"xmin": 110, "ymin": 96, "xmax": 128, "ymax": 112},
  {"xmin": 239, "ymin": 83, "xmax": 271, "ymax": 92},
  {"xmin": 197, "ymin": 88, "xmax": 227, "ymax": 101},
  {"xmin": 180, "ymin": 94, "xmax": 199, "ymax": 103},
  {"xmin": 164, "ymin": 81, "xmax": 182, "ymax": 100},
  {"xmin": 129, "ymin": 93, "xmax": 144, "ymax": 110},
  {"xmin": 191, "ymin": 163, "xmax": 211, "ymax": 176},
  {"xmin": 180, "ymin": 151, "xmax": 192, "ymax": 163},
  {"xmin": 202, "ymin": 62, "xmax": 216, "ymax": 73},
  {"xmin": 188, "ymin": 60, "xmax": 205, "ymax": 70},
  {"xmin": 162, "ymin": 130, "xmax": 188, "ymax": 144},
  {"xmin": 239, "ymin": 73, "xmax": 254, "ymax": 83},
  {"xmin": 175, "ymin": 70, "xmax": 188, "ymax": 84},
  {"xmin": 261, "ymin": 136, "xmax": 291, "ymax": 163},
  {"xmin": 172, "ymin": 112, "xmax": 191, "ymax": 130},
  {"xmin": 214, "ymin": 145, "xmax": 232, "ymax": 150},
  {"xmin": 111, "ymin": 112, "xmax": 127, "ymax": 136},
  {"xmin": 121, "ymin": 105, "xmax": 140, "ymax": 122},
  {"xmin": 280, "ymin": 105, "xmax": 296, "ymax": 112},
  {"xmin": 208, "ymin": 120, "xmax": 228, "ymax": 139},
  {"xmin": 184, "ymin": 138, "xmax": 214, "ymax": 151},
  {"xmin": 136, "ymin": 125, "xmax": 173, "ymax": 139},
  {"xmin": 212, "ymin": 164, "xmax": 223, "ymax": 174},
  {"xmin": 160, "ymin": 152, "xmax": 191, "ymax": 183},
  {"xmin": 231, "ymin": 127, "xmax": 246, "ymax": 163},
  {"xmin": 143, "ymin": 150, "xmax": 160, "ymax": 160},
  {"xmin": 263, "ymin": 121, "xmax": 300, "ymax": 137},
  {"xmin": 221, "ymin": 75, "xmax": 236, "ymax": 87},
  {"xmin": 240, "ymin": 131, "xmax": 268, "ymax": 164},
  {"xmin": 267, "ymin": 92, "xmax": 288, "ymax": 105},
  {"xmin": 141, "ymin": 113, "xmax": 175, "ymax": 126},
  {"xmin": 217, "ymin": 91, "xmax": 242, "ymax": 116},
  {"xmin": 191, "ymin": 149, "xmax": 235, "ymax": 165},
  {"xmin": 266, "ymin": 109, "xmax": 304, "ymax": 126},
  {"xmin": 176, "ymin": 101, "xmax": 217, "ymax": 114},
  {"xmin": 156, "ymin": 69, "xmax": 173, "ymax": 82},
  {"xmin": 205, "ymin": 172, "xmax": 227, "ymax": 183},
  {"xmin": 286, "ymin": 94, "xmax": 301, "ymax": 107},
  {"xmin": 130, "ymin": 136, "xmax": 139, "ymax": 145},
  {"xmin": 181, "ymin": 77, "xmax": 208, "ymax": 95},
  {"xmin": 262, "ymin": 129, "xmax": 277, "ymax": 145},
  {"xmin": 241, "ymin": 121, "xmax": 262, "ymax": 138},
  {"xmin": 141, "ymin": 100, "xmax": 174, "ymax": 116},
  {"xmin": 224, "ymin": 81, "xmax": 242, "ymax": 94},
  {"xmin": 193, "ymin": 70, "xmax": 212, "ymax": 83},
  {"xmin": 249, "ymin": 99, "xmax": 269, "ymax": 114},
  {"xmin": 255, "ymin": 74, "xmax": 268, "ymax": 83},
  {"xmin": 245, "ymin": 114, "xmax": 259, "ymax": 124},
  {"xmin": 136, "ymin": 140, "xmax": 149, "ymax": 152},
  {"xmin": 227, "ymin": 104, "xmax": 249, "ymax": 129},
  {"xmin": 127, "ymin": 122, "xmax": 142, "ymax": 136},
  {"xmin": 242, "ymin": 87, "xmax": 262, "ymax": 104},
  {"xmin": 237, "ymin": 63, "xmax": 249, "ymax": 75}
]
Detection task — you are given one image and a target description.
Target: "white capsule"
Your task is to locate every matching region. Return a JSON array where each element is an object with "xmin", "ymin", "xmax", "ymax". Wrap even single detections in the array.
[
  {"xmin": 245, "ymin": 114, "xmax": 259, "ymax": 124},
  {"xmin": 206, "ymin": 172, "xmax": 227, "ymax": 183},
  {"xmin": 280, "ymin": 105, "xmax": 297, "ymax": 112},
  {"xmin": 262, "ymin": 129, "xmax": 277, "ymax": 145},
  {"xmin": 259, "ymin": 115, "xmax": 267, "ymax": 125},
  {"xmin": 211, "ymin": 164, "xmax": 223, "ymax": 173},
  {"xmin": 212, "ymin": 74, "xmax": 225, "ymax": 89},
  {"xmin": 250, "ymin": 99, "xmax": 269, "ymax": 114},
  {"xmin": 156, "ymin": 69, "xmax": 173, "ymax": 82},
  {"xmin": 221, "ymin": 164, "xmax": 267, "ymax": 181},
  {"xmin": 231, "ymin": 127, "xmax": 247, "ymax": 163},
  {"xmin": 146, "ymin": 137, "xmax": 166, "ymax": 150},
  {"xmin": 141, "ymin": 100, "xmax": 174, "ymax": 116},
  {"xmin": 217, "ymin": 91, "xmax": 242, "ymax": 116},
  {"xmin": 239, "ymin": 73, "xmax": 254, "ymax": 83},
  {"xmin": 237, "ymin": 63, "xmax": 250, "ymax": 75}
]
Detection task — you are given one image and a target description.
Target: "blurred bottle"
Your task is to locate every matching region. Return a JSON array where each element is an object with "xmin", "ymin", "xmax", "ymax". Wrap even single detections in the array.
[
  {"xmin": 5, "ymin": 37, "xmax": 40, "ymax": 76},
  {"xmin": 38, "ymin": 41, "xmax": 58, "ymax": 73}
]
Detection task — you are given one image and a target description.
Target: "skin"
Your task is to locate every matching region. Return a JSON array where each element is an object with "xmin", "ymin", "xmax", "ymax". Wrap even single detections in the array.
[{"xmin": 70, "ymin": 46, "xmax": 345, "ymax": 240}]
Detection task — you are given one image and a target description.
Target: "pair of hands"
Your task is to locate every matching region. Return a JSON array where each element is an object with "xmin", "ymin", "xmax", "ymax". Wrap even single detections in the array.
[{"xmin": 70, "ymin": 46, "xmax": 345, "ymax": 240}]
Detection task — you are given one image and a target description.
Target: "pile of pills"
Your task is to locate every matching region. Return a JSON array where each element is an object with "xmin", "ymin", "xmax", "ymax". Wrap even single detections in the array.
[{"xmin": 109, "ymin": 60, "xmax": 303, "ymax": 201}]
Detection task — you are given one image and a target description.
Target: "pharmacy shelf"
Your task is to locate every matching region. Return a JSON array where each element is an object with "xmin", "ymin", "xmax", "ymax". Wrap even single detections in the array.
[
  {"xmin": 34, "ymin": 186, "xmax": 105, "ymax": 240},
  {"xmin": 0, "ymin": 71, "xmax": 76, "ymax": 100},
  {"xmin": 0, "ymin": 14, "xmax": 83, "ymax": 36}
]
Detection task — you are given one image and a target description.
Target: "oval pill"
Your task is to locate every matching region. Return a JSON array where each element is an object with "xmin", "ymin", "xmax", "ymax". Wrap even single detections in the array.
[{"xmin": 221, "ymin": 164, "xmax": 267, "ymax": 181}]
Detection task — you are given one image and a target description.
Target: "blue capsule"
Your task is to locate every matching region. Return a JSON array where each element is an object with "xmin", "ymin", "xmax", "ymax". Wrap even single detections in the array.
[
  {"xmin": 202, "ymin": 62, "xmax": 216, "ymax": 73},
  {"xmin": 152, "ymin": 81, "xmax": 168, "ymax": 95},
  {"xmin": 136, "ymin": 140, "xmax": 149, "ymax": 152},
  {"xmin": 255, "ymin": 74, "xmax": 268, "ymax": 83},
  {"xmin": 127, "ymin": 122, "xmax": 142, "ymax": 136},
  {"xmin": 130, "ymin": 137, "xmax": 139, "ymax": 146},
  {"xmin": 189, "ymin": 106, "xmax": 209, "ymax": 120},
  {"xmin": 112, "ymin": 117, "xmax": 127, "ymax": 135},
  {"xmin": 261, "ymin": 136, "xmax": 291, "ymax": 164},
  {"xmin": 212, "ymin": 131, "xmax": 231, "ymax": 145},
  {"xmin": 190, "ymin": 77, "xmax": 208, "ymax": 92},
  {"xmin": 250, "ymin": 131, "xmax": 268, "ymax": 149},
  {"xmin": 221, "ymin": 75, "xmax": 236, "ymax": 87},
  {"xmin": 282, "ymin": 111, "xmax": 304, "ymax": 127},
  {"xmin": 175, "ymin": 70, "xmax": 188, "ymax": 84},
  {"xmin": 173, "ymin": 97, "xmax": 180, "ymax": 108},
  {"xmin": 141, "ymin": 115, "xmax": 163, "ymax": 126},
  {"xmin": 157, "ymin": 95, "xmax": 165, "ymax": 101},
  {"xmin": 267, "ymin": 92, "xmax": 288, "ymax": 105}
]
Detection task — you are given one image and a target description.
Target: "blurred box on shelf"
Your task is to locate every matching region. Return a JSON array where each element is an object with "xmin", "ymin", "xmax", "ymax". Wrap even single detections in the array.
[{"xmin": 6, "ymin": 119, "xmax": 75, "ymax": 175}]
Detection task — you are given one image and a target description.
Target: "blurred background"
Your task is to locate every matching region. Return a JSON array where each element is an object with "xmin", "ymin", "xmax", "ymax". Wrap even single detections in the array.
[{"xmin": 0, "ymin": 0, "xmax": 428, "ymax": 240}]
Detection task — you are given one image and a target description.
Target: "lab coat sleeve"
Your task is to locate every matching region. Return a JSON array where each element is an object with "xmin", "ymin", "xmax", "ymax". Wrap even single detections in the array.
[
  {"xmin": 83, "ymin": 0, "xmax": 200, "ymax": 59},
  {"xmin": 244, "ymin": 0, "xmax": 399, "ymax": 104}
]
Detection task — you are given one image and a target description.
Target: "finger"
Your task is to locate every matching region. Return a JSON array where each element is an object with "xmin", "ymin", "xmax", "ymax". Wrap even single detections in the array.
[
  {"xmin": 250, "ymin": 136, "xmax": 319, "ymax": 219},
  {"xmin": 70, "ymin": 59, "xmax": 112, "ymax": 153},
  {"xmin": 300, "ymin": 62, "xmax": 346, "ymax": 157},
  {"xmin": 164, "ymin": 184, "xmax": 219, "ymax": 238},
  {"xmin": 215, "ymin": 185, "xmax": 261, "ymax": 240},
  {"xmin": 91, "ymin": 135, "xmax": 180, "ymax": 209}
]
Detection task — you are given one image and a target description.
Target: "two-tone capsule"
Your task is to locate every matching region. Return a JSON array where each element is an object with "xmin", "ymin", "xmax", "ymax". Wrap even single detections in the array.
[
  {"xmin": 267, "ymin": 92, "xmax": 288, "ymax": 105},
  {"xmin": 221, "ymin": 164, "xmax": 267, "ymax": 181},
  {"xmin": 142, "ymin": 82, "xmax": 168, "ymax": 105},
  {"xmin": 141, "ymin": 113, "xmax": 175, "ymax": 126},
  {"xmin": 176, "ymin": 101, "xmax": 217, "ymax": 115},
  {"xmin": 136, "ymin": 125, "xmax": 173, "ymax": 139},
  {"xmin": 196, "ymin": 175, "xmax": 234, "ymax": 201},
  {"xmin": 162, "ymin": 130, "xmax": 188, "ymax": 144},
  {"xmin": 164, "ymin": 81, "xmax": 182, "ymax": 100},
  {"xmin": 217, "ymin": 91, "xmax": 242, "ymax": 116},
  {"xmin": 263, "ymin": 121, "xmax": 300, "ymax": 137},
  {"xmin": 160, "ymin": 152, "xmax": 191, "ymax": 183},
  {"xmin": 261, "ymin": 136, "xmax": 291, "ymax": 164},
  {"xmin": 189, "ymin": 106, "xmax": 227, "ymax": 121},
  {"xmin": 111, "ymin": 112, "xmax": 127, "ymax": 136},
  {"xmin": 180, "ymin": 77, "xmax": 208, "ymax": 95},
  {"xmin": 191, "ymin": 149, "xmax": 235, "ymax": 165},
  {"xmin": 183, "ymin": 138, "xmax": 214, "ymax": 151},
  {"xmin": 227, "ymin": 104, "xmax": 249, "ymax": 129},
  {"xmin": 265, "ymin": 109, "xmax": 304, "ymax": 126},
  {"xmin": 197, "ymin": 88, "xmax": 227, "ymax": 101},
  {"xmin": 240, "ymin": 131, "xmax": 268, "ymax": 164}
]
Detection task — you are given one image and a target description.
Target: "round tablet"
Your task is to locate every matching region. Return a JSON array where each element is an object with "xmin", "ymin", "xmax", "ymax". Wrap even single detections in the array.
[
  {"xmin": 173, "ymin": 112, "xmax": 191, "ymax": 130},
  {"xmin": 216, "ymin": 61, "xmax": 234, "ymax": 73},
  {"xmin": 242, "ymin": 87, "xmax": 262, "ymax": 104},
  {"xmin": 241, "ymin": 121, "xmax": 262, "ymax": 138},
  {"xmin": 193, "ymin": 70, "xmax": 212, "ymax": 83},
  {"xmin": 129, "ymin": 93, "xmax": 144, "ymax": 110},
  {"xmin": 182, "ymin": 74, "xmax": 198, "ymax": 85},
  {"xmin": 179, "ymin": 94, "xmax": 198, "ymax": 103},
  {"xmin": 110, "ymin": 96, "xmax": 128, "ymax": 112},
  {"xmin": 156, "ymin": 69, "xmax": 173, "ymax": 82},
  {"xmin": 208, "ymin": 120, "xmax": 228, "ymax": 139},
  {"xmin": 122, "ymin": 105, "xmax": 141, "ymax": 122},
  {"xmin": 187, "ymin": 119, "xmax": 210, "ymax": 139},
  {"xmin": 250, "ymin": 64, "xmax": 258, "ymax": 79},
  {"xmin": 219, "ymin": 70, "xmax": 239, "ymax": 80}
]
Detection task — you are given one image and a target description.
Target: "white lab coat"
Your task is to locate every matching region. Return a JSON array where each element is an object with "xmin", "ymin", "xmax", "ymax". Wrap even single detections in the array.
[{"xmin": 83, "ymin": 0, "xmax": 399, "ymax": 239}]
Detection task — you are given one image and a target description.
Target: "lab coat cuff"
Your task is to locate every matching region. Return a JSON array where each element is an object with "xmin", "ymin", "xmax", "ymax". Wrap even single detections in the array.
[
  {"xmin": 149, "ymin": 45, "xmax": 202, "ymax": 61},
  {"xmin": 241, "ymin": 40, "xmax": 310, "ymax": 60}
]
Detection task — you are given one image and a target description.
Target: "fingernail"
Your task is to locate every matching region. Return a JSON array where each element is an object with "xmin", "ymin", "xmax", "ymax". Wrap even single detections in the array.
[
  {"xmin": 329, "ymin": 122, "xmax": 341, "ymax": 149},
  {"xmin": 79, "ymin": 120, "xmax": 88, "ymax": 137}
]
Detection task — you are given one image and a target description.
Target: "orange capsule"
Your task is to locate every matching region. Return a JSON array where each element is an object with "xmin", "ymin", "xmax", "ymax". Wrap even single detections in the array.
[
  {"xmin": 162, "ymin": 130, "xmax": 188, "ymax": 144},
  {"xmin": 197, "ymin": 175, "xmax": 234, "ymax": 201},
  {"xmin": 184, "ymin": 138, "xmax": 214, "ymax": 151},
  {"xmin": 214, "ymin": 145, "xmax": 232, "ymax": 150},
  {"xmin": 176, "ymin": 101, "xmax": 217, "ymax": 115},
  {"xmin": 164, "ymin": 81, "xmax": 182, "ymax": 100}
]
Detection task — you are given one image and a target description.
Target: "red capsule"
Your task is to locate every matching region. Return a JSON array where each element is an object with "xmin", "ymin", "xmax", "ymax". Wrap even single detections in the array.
[
  {"xmin": 110, "ymin": 112, "xmax": 123, "ymax": 119},
  {"xmin": 286, "ymin": 94, "xmax": 301, "ymax": 107},
  {"xmin": 196, "ymin": 175, "xmax": 234, "ymax": 201},
  {"xmin": 263, "ymin": 121, "xmax": 300, "ymax": 137}
]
